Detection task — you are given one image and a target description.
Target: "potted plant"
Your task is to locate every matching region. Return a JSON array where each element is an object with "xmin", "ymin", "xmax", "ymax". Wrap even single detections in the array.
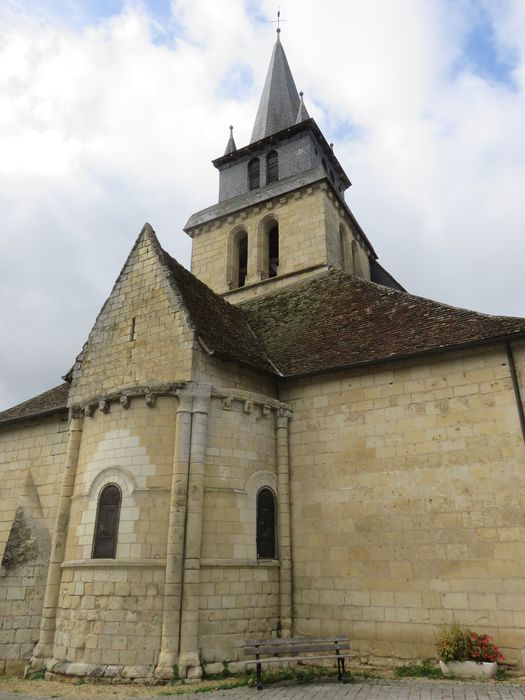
[{"xmin": 437, "ymin": 624, "xmax": 504, "ymax": 679}]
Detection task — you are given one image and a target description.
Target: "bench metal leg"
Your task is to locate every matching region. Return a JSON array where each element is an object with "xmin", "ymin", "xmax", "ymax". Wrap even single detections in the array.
[
  {"xmin": 256, "ymin": 661, "xmax": 263, "ymax": 690},
  {"xmin": 337, "ymin": 656, "xmax": 348, "ymax": 683}
]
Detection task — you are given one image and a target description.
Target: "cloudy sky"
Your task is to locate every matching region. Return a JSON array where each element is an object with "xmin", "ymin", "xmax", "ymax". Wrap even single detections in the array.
[{"xmin": 1, "ymin": 0, "xmax": 524, "ymax": 411}]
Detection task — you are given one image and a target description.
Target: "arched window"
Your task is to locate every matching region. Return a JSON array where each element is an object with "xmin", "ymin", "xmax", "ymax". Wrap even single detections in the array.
[
  {"xmin": 92, "ymin": 484, "xmax": 121, "ymax": 559},
  {"xmin": 256, "ymin": 488, "xmax": 276, "ymax": 559},
  {"xmin": 248, "ymin": 158, "xmax": 260, "ymax": 190},
  {"xmin": 339, "ymin": 225, "xmax": 349, "ymax": 272},
  {"xmin": 266, "ymin": 151, "xmax": 278, "ymax": 184},
  {"xmin": 228, "ymin": 229, "xmax": 248, "ymax": 289},
  {"xmin": 268, "ymin": 223, "xmax": 279, "ymax": 278},
  {"xmin": 351, "ymin": 240, "xmax": 362, "ymax": 276},
  {"xmin": 237, "ymin": 232, "xmax": 248, "ymax": 287}
]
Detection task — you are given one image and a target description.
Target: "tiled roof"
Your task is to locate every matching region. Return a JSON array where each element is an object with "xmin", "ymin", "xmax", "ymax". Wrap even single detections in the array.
[
  {"xmin": 0, "ymin": 384, "xmax": 69, "ymax": 424},
  {"xmin": 5, "ymin": 262, "xmax": 523, "ymax": 424},
  {"xmin": 160, "ymin": 249, "xmax": 276, "ymax": 375},
  {"xmin": 241, "ymin": 270, "xmax": 525, "ymax": 377}
]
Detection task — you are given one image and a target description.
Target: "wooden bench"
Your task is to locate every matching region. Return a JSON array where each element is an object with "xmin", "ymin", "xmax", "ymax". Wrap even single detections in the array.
[{"xmin": 242, "ymin": 635, "xmax": 351, "ymax": 690}]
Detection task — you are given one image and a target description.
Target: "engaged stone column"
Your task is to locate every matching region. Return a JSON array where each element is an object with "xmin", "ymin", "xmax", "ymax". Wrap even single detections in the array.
[
  {"xmin": 276, "ymin": 407, "xmax": 293, "ymax": 637},
  {"xmin": 178, "ymin": 385, "xmax": 211, "ymax": 681},
  {"xmin": 155, "ymin": 390, "xmax": 193, "ymax": 680},
  {"xmin": 32, "ymin": 412, "xmax": 83, "ymax": 666}
]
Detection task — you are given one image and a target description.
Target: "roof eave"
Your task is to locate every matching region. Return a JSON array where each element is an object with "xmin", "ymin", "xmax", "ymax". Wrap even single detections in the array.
[
  {"xmin": 279, "ymin": 331, "xmax": 525, "ymax": 381},
  {"xmin": 0, "ymin": 404, "xmax": 68, "ymax": 428}
]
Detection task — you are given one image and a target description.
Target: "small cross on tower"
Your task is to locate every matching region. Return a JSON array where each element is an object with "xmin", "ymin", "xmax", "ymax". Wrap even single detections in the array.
[{"xmin": 271, "ymin": 8, "xmax": 286, "ymax": 34}]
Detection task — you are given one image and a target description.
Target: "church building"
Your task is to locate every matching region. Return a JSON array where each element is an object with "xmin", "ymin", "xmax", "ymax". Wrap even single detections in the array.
[{"xmin": 1, "ymin": 30, "xmax": 525, "ymax": 681}]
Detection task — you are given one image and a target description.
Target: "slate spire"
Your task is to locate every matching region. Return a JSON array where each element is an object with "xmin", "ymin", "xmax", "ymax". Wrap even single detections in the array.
[
  {"xmin": 250, "ymin": 30, "xmax": 301, "ymax": 143},
  {"xmin": 224, "ymin": 125, "xmax": 237, "ymax": 155},
  {"xmin": 295, "ymin": 91, "xmax": 310, "ymax": 124}
]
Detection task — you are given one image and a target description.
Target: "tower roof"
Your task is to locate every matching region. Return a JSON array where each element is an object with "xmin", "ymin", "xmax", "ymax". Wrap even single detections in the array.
[{"xmin": 250, "ymin": 31, "xmax": 301, "ymax": 143}]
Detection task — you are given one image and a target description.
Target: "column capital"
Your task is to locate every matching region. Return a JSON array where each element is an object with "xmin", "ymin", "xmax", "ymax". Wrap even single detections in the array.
[{"xmin": 277, "ymin": 406, "xmax": 292, "ymax": 427}]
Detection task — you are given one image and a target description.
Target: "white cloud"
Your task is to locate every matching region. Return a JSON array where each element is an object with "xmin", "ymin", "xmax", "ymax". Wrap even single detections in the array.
[{"xmin": 0, "ymin": 0, "xmax": 524, "ymax": 410}]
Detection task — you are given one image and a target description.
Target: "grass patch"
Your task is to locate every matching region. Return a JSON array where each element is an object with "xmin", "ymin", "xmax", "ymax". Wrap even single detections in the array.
[
  {"xmin": 25, "ymin": 668, "xmax": 45, "ymax": 681},
  {"xmin": 352, "ymin": 670, "xmax": 383, "ymax": 680},
  {"xmin": 496, "ymin": 669, "xmax": 514, "ymax": 682},
  {"xmin": 394, "ymin": 660, "xmax": 442, "ymax": 679}
]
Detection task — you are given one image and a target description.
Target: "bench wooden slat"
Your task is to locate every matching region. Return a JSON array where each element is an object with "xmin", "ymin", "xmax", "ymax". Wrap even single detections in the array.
[
  {"xmin": 243, "ymin": 642, "xmax": 350, "ymax": 655},
  {"xmin": 241, "ymin": 636, "xmax": 348, "ymax": 648},
  {"xmin": 244, "ymin": 653, "xmax": 352, "ymax": 665}
]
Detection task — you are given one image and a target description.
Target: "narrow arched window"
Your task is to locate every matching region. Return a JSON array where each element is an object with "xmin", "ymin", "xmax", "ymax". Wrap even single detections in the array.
[
  {"xmin": 248, "ymin": 158, "xmax": 260, "ymax": 190},
  {"xmin": 237, "ymin": 232, "xmax": 248, "ymax": 287},
  {"xmin": 266, "ymin": 151, "xmax": 278, "ymax": 184},
  {"xmin": 92, "ymin": 484, "xmax": 121, "ymax": 559},
  {"xmin": 339, "ymin": 225, "xmax": 349, "ymax": 272},
  {"xmin": 268, "ymin": 224, "xmax": 279, "ymax": 278},
  {"xmin": 352, "ymin": 240, "xmax": 362, "ymax": 276},
  {"xmin": 257, "ymin": 488, "xmax": 276, "ymax": 559}
]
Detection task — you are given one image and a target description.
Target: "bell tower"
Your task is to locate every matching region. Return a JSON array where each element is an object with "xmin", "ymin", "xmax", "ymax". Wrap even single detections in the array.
[{"xmin": 185, "ymin": 29, "xmax": 378, "ymax": 303}]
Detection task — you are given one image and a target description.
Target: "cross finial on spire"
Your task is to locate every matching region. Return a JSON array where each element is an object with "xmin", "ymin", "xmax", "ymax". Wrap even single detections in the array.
[{"xmin": 270, "ymin": 8, "xmax": 286, "ymax": 34}]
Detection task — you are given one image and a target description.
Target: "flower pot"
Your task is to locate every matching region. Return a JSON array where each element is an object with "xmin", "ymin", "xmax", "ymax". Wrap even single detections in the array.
[{"xmin": 439, "ymin": 660, "xmax": 497, "ymax": 679}]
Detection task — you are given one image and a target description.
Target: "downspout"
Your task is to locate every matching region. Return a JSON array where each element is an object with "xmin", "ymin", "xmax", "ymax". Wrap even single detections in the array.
[{"xmin": 506, "ymin": 342, "xmax": 525, "ymax": 446}]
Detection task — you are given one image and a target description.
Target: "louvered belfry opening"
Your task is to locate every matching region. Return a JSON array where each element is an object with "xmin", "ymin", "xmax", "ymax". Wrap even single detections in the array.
[
  {"xmin": 92, "ymin": 484, "xmax": 121, "ymax": 559},
  {"xmin": 266, "ymin": 150, "xmax": 278, "ymax": 184},
  {"xmin": 256, "ymin": 487, "xmax": 276, "ymax": 559},
  {"xmin": 248, "ymin": 157, "xmax": 260, "ymax": 190}
]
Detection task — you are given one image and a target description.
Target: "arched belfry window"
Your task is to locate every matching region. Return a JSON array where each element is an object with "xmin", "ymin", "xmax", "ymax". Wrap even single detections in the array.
[
  {"xmin": 266, "ymin": 151, "xmax": 278, "ymax": 184},
  {"xmin": 256, "ymin": 488, "xmax": 276, "ymax": 559},
  {"xmin": 351, "ymin": 240, "xmax": 362, "ymax": 276},
  {"xmin": 339, "ymin": 225, "xmax": 349, "ymax": 272},
  {"xmin": 248, "ymin": 158, "xmax": 260, "ymax": 190},
  {"xmin": 92, "ymin": 484, "xmax": 121, "ymax": 559},
  {"xmin": 237, "ymin": 232, "xmax": 248, "ymax": 287},
  {"xmin": 228, "ymin": 229, "xmax": 248, "ymax": 289},
  {"xmin": 268, "ymin": 223, "xmax": 279, "ymax": 278}
]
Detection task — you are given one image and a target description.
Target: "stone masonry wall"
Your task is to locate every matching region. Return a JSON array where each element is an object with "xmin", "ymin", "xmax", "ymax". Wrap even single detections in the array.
[
  {"xmin": 191, "ymin": 183, "xmax": 330, "ymax": 297},
  {"xmin": 53, "ymin": 562, "xmax": 164, "ymax": 673},
  {"xmin": 0, "ymin": 413, "xmax": 69, "ymax": 669},
  {"xmin": 69, "ymin": 229, "xmax": 195, "ymax": 406},
  {"xmin": 280, "ymin": 341, "xmax": 525, "ymax": 667},
  {"xmin": 53, "ymin": 396, "xmax": 176, "ymax": 674},
  {"xmin": 198, "ymin": 392, "xmax": 280, "ymax": 664}
]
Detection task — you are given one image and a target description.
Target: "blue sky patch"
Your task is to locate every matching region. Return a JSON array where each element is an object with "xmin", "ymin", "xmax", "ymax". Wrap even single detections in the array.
[
  {"xmin": 217, "ymin": 64, "xmax": 254, "ymax": 100},
  {"xmin": 455, "ymin": 5, "xmax": 517, "ymax": 89}
]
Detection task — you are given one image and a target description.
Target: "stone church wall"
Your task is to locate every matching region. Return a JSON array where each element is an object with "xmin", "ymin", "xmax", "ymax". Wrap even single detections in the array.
[
  {"xmin": 280, "ymin": 341, "xmax": 525, "ymax": 667},
  {"xmin": 0, "ymin": 413, "xmax": 69, "ymax": 670},
  {"xmin": 191, "ymin": 183, "xmax": 332, "ymax": 296},
  {"xmin": 198, "ymin": 393, "xmax": 280, "ymax": 664},
  {"xmin": 69, "ymin": 229, "xmax": 195, "ymax": 407},
  {"xmin": 53, "ymin": 396, "xmax": 176, "ymax": 673}
]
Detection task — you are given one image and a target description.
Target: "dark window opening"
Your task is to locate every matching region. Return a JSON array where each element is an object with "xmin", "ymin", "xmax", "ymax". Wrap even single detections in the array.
[
  {"xmin": 92, "ymin": 484, "xmax": 121, "ymax": 559},
  {"xmin": 268, "ymin": 224, "xmax": 279, "ymax": 278},
  {"xmin": 257, "ymin": 488, "xmax": 276, "ymax": 559},
  {"xmin": 266, "ymin": 151, "xmax": 279, "ymax": 184},
  {"xmin": 238, "ymin": 233, "xmax": 248, "ymax": 288},
  {"xmin": 248, "ymin": 158, "xmax": 260, "ymax": 190}
]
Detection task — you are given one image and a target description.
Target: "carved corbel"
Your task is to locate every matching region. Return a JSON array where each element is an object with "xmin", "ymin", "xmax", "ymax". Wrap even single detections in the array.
[
  {"xmin": 243, "ymin": 400, "xmax": 253, "ymax": 414},
  {"xmin": 145, "ymin": 392, "xmax": 156, "ymax": 408},
  {"xmin": 98, "ymin": 400, "xmax": 109, "ymax": 414},
  {"xmin": 222, "ymin": 397, "xmax": 233, "ymax": 411},
  {"xmin": 120, "ymin": 395, "xmax": 130, "ymax": 409}
]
